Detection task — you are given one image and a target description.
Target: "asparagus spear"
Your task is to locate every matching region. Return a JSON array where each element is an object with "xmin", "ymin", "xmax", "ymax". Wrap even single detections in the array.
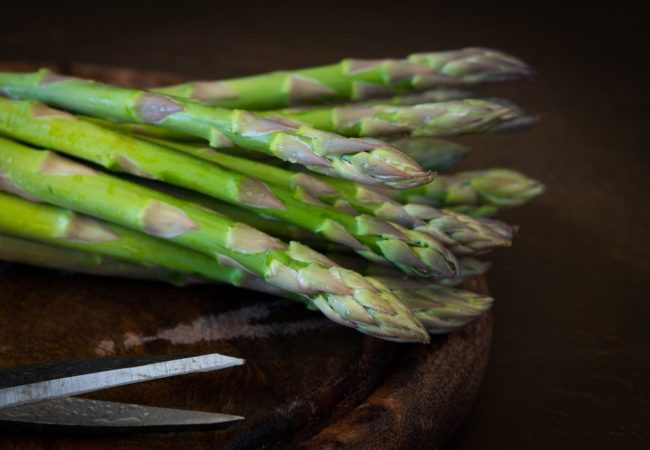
[
  {"xmin": 377, "ymin": 169, "xmax": 545, "ymax": 210},
  {"xmin": 309, "ymin": 173, "xmax": 513, "ymax": 254},
  {"xmin": 178, "ymin": 188, "xmax": 508, "ymax": 261},
  {"xmin": 81, "ymin": 117, "xmax": 470, "ymax": 172},
  {"xmin": 369, "ymin": 276, "xmax": 493, "ymax": 333},
  {"xmin": 132, "ymin": 136, "xmax": 511, "ymax": 256},
  {"xmin": 0, "ymin": 232, "xmax": 195, "ymax": 284},
  {"xmin": 451, "ymin": 257, "xmax": 492, "ymax": 283},
  {"xmin": 364, "ymin": 92, "xmax": 538, "ymax": 134},
  {"xmin": 0, "ymin": 231, "xmax": 490, "ymax": 334},
  {"xmin": 398, "ymin": 205, "xmax": 511, "ymax": 255},
  {"xmin": 153, "ymin": 47, "xmax": 531, "ymax": 109},
  {"xmin": 445, "ymin": 205, "xmax": 499, "ymax": 218},
  {"xmin": 0, "ymin": 140, "xmax": 429, "ymax": 342},
  {"xmin": 0, "ymin": 70, "xmax": 431, "ymax": 188},
  {"xmin": 364, "ymin": 88, "xmax": 474, "ymax": 106},
  {"xmin": 81, "ymin": 116, "xmax": 276, "ymax": 162},
  {"xmin": 137, "ymin": 136, "xmax": 418, "ymax": 227},
  {"xmin": 387, "ymin": 137, "xmax": 469, "ymax": 171},
  {"xmin": 323, "ymin": 252, "xmax": 491, "ymax": 286},
  {"xmin": 0, "ymin": 100, "xmax": 456, "ymax": 277},
  {"xmin": 0, "ymin": 193, "xmax": 281, "ymax": 291},
  {"xmin": 407, "ymin": 47, "xmax": 533, "ymax": 83},
  {"xmin": 83, "ymin": 119, "xmax": 198, "ymax": 141},
  {"xmin": 263, "ymin": 99, "xmax": 528, "ymax": 138}
]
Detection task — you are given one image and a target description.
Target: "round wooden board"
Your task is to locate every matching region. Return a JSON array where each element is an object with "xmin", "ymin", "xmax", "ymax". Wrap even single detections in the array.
[{"xmin": 0, "ymin": 63, "xmax": 493, "ymax": 449}]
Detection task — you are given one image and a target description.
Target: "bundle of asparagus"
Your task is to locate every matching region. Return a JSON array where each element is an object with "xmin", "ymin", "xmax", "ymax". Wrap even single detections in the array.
[{"xmin": 0, "ymin": 47, "xmax": 543, "ymax": 343}]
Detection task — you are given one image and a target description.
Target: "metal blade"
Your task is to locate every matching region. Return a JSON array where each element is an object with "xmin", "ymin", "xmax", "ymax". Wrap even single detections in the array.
[
  {"xmin": 0, "ymin": 353, "xmax": 244, "ymax": 409},
  {"xmin": 0, "ymin": 397, "xmax": 243, "ymax": 433}
]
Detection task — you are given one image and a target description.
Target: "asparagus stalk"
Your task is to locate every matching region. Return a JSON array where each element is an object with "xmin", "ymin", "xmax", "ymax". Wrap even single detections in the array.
[
  {"xmin": 452, "ymin": 257, "xmax": 492, "ymax": 282},
  {"xmin": 263, "ymin": 99, "xmax": 528, "ymax": 138},
  {"xmin": 387, "ymin": 137, "xmax": 469, "ymax": 171},
  {"xmin": 309, "ymin": 173, "xmax": 513, "ymax": 254},
  {"xmin": 153, "ymin": 47, "xmax": 531, "ymax": 109},
  {"xmin": 370, "ymin": 276, "xmax": 493, "ymax": 333},
  {"xmin": 0, "ymin": 100, "xmax": 456, "ymax": 277},
  {"xmin": 400, "ymin": 205, "xmax": 512, "ymax": 255},
  {"xmin": 0, "ymin": 140, "xmax": 429, "ymax": 342},
  {"xmin": 0, "ymin": 231, "xmax": 489, "ymax": 335},
  {"xmin": 139, "ymin": 136, "xmax": 418, "ymax": 226},
  {"xmin": 143, "ymin": 181, "xmax": 334, "ymax": 248},
  {"xmin": 377, "ymin": 169, "xmax": 545, "ymax": 210},
  {"xmin": 82, "ymin": 117, "xmax": 470, "ymax": 172},
  {"xmin": 0, "ymin": 193, "xmax": 281, "ymax": 291},
  {"xmin": 364, "ymin": 88, "xmax": 474, "ymax": 106},
  {"xmin": 81, "ymin": 116, "xmax": 274, "ymax": 162},
  {"xmin": 83, "ymin": 119, "xmax": 198, "ymax": 141},
  {"xmin": 445, "ymin": 205, "xmax": 499, "ymax": 218},
  {"xmin": 407, "ymin": 47, "xmax": 533, "ymax": 83},
  {"xmin": 364, "ymin": 92, "xmax": 538, "ymax": 134},
  {"xmin": 324, "ymin": 252, "xmax": 491, "ymax": 286},
  {"xmin": 0, "ymin": 70, "xmax": 431, "ymax": 188},
  {"xmin": 0, "ymin": 232, "xmax": 196, "ymax": 284},
  {"xmin": 134, "ymin": 136, "xmax": 511, "ymax": 256},
  {"xmin": 179, "ymin": 189, "xmax": 508, "ymax": 262}
]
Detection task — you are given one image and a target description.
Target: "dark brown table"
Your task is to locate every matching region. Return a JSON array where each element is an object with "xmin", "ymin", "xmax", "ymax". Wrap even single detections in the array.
[{"xmin": 1, "ymin": 2, "xmax": 648, "ymax": 449}]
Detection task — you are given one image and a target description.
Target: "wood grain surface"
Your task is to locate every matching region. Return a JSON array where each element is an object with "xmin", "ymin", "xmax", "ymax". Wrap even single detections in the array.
[{"xmin": 0, "ymin": 63, "xmax": 492, "ymax": 449}]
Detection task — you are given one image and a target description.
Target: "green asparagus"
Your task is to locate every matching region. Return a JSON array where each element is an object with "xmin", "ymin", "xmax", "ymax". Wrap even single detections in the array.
[
  {"xmin": 378, "ymin": 168, "xmax": 545, "ymax": 210},
  {"xmin": 364, "ymin": 89, "xmax": 474, "ymax": 106},
  {"xmin": 0, "ymin": 70, "xmax": 431, "ymax": 188},
  {"xmin": 0, "ymin": 232, "xmax": 195, "ymax": 285},
  {"xmin": 154, "ymin": 47, "xmax": 531, "ymax": 109},
  {"xmin": 324, "ymin": 252, "xmax": 491, "ymax": 285},
  {"xmin": 0, "ymin": 139, "xmax": 430, "ymax": 342},
  {"xmin": 445, "ymin": 205, "xmax": 499, "ymax": 218},
  {"xmin": 131, "ymin": 136, "xmax": 512, "ymax": 256},
  {"xmin": 0, "ymin": 99, "xmax": 457, "ymax": 277},
  {"xmin": 370, "ymin": 276, "xmax": 493, "ymax": 333},
  {"xmin": 135, "ymin": 136, "xmax": 418, "ymax": 227},
  {"xmin": 407, "ymin": 47, "xmax": 533, "ymax": 83},
  {"xmin": 0, "ymin": 47, "xmax": 538, "ymax": 342},
  {"xmin": 0, "ymin": 193, "xmax": 278, "ymax": 291},
  {"xmin": 263, "ymin": 99, "xmax": 527, "ymax": 138},
  {"xmin": 386, "ymin": 136, "xmax": 468, "ymax": 171},
  {"xmin": 0, "ymin": 230, "xmax": 490, "ymax": 334},
  {"xmin": 83, "ymin": 117, "xmax": 470, "ymax": 172}
]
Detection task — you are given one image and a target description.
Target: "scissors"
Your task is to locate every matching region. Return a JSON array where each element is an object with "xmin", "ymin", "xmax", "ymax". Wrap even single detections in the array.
[{"xmin": 0, "ymin": 352, "xmax": 244, "ymax": 433}]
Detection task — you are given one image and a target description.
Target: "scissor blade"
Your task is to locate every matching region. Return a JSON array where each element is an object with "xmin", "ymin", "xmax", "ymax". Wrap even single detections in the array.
[
  {"xmin": 0, "ymin": 397, "xmax": 243, "ymax": 433},
  {"xmin": 0, "ymin": 353, "xmax": 244, "ymax": 409}
]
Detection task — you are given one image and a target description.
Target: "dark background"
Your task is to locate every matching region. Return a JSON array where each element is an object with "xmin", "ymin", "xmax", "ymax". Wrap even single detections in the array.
[{"xmin": 1, "ymin": 2, "xmax": 648, "ymax": 448}]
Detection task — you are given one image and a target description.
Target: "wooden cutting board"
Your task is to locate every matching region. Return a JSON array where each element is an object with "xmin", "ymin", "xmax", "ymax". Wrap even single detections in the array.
[{"xmin": 0, "ymin": 63, "xmax": 492, "ymax": 450}]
